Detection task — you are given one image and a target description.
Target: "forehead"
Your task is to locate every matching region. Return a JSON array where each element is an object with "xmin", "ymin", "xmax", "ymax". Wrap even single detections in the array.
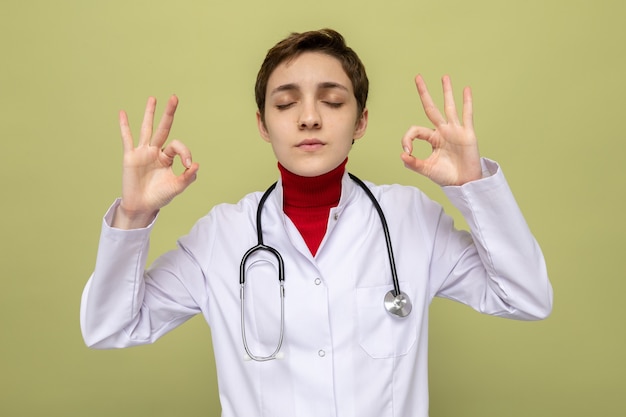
[{"xmin": 266, "ymin": 51, "xmax": 353, "ymax": 93}]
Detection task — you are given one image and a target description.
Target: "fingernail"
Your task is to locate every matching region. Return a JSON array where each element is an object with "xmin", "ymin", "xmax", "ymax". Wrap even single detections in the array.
[
  {"xmin": 185, "ymin": 158, "xmax": 192, "ymax": 167},
  {"xmin": 403, "ymin": 146, "xmax": 411, "ymax": 154}
]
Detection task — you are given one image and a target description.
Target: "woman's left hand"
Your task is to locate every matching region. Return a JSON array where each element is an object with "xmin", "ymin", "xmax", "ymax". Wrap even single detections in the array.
[{"xmin": 400, "ymin": 74, "xmax": 482, "ymax": 186}]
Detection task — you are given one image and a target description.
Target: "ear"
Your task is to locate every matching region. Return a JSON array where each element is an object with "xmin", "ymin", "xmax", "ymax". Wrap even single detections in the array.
[
  {"xmin": 352, "ymin": 108, "xmax": 369, "ymax": 141},
  {"xmin": 256, "ymin": 111, "xmax": 271, "ymax": 143}
]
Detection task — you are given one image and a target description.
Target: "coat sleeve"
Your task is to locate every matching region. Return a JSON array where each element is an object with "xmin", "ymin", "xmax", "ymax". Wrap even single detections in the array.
[
  {"xmin": 79, "ymin": 199, "xmax": 208, "ymax": 349},
  {"xmin": 430, "ymin": 158, "xmax": 553, "ymax": 320}
]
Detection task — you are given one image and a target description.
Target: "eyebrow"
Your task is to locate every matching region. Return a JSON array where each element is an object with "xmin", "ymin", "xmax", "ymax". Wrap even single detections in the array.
[{"xmin": 270, "ymin": 81, "xmax": 350, "ymax": 96}]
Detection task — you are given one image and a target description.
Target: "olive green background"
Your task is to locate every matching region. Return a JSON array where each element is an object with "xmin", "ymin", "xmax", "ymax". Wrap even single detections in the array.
[{"xmin": 1, "ymin": 0, "xmax": 624, "ymax": 416}]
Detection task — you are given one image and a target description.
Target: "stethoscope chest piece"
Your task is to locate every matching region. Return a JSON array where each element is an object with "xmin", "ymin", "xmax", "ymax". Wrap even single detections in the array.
[
  {"xmin": 241, "ymin": 175, "xmax": 414, "ymax": 361},
  {"xmin": 384, "ymin": 290, "xmax": 412, "ymax": 317}
]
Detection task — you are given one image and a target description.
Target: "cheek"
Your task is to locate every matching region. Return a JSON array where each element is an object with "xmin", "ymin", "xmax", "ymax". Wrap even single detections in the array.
[
  {"xmin": 265, "ymin": 113, "xmax": 295, "ymax": 134},
  {"xmin": 334, "ymin": 115, "xmax": 361, "ymax": 138}
]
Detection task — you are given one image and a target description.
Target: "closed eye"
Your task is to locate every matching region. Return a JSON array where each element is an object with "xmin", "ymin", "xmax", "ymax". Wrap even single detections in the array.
[{"xmin": 276, "ymin": 102, "xmax": 295, "ymax": 110}]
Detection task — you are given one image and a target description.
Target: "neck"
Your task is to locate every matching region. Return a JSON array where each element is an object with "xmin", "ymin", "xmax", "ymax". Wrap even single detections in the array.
[{"xmin": 278, "ymin": 159, "xmax": 347, "ymax": 256}]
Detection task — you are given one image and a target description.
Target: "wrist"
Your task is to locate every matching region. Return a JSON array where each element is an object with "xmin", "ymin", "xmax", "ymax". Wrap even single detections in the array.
[{"xmin": 112, "ymin": 203, "xmax": 157, "ymax": 230}]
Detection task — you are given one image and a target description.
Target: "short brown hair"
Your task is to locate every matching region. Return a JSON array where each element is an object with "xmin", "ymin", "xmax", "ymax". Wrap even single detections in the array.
[{"xmin": 255, "ymin": 28, "xmax": 369, "ymax": 123}]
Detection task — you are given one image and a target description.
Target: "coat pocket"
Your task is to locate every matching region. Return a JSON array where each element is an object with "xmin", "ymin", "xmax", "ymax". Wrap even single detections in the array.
[{"xmin": 355, "ymin": 282, "xmax": 417, "ymax": 359}]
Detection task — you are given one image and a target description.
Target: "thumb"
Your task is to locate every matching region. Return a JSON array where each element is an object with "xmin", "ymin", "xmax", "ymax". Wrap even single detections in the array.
[
  {"xmin": 400, "ymin": 151, "xmax": 427, "ymax": 176},
  {"xmin": 176, "ymin": 162, "xmax": 200, "ymax": 189}
]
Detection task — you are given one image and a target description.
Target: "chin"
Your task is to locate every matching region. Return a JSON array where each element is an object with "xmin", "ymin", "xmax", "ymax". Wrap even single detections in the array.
[
  {"xmin": 295, "ymin": 168, "xmax": 328, "ymax": 177},
  {"xmin": 278, "ymin": 151, "xmax": 348, "ymax": 177},
  {"xmin": 286, "ymin": 163, "xmax": 334, "ymax": 178}
]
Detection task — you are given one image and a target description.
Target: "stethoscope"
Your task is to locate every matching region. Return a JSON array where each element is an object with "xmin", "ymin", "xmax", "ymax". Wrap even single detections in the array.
[{"xmin": 239, "ymin": 173, "xmax": 412, "ymax": 362}]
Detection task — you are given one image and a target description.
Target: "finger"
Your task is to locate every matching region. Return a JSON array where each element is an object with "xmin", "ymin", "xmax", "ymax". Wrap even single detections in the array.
[
  {"xmin": 415, "ymin": 74, "xmax": 446, "ymax": 127},
  {"xmin": 442, "ymin": 75, "xmax": 460, "ymax": 125},
  {"xmin": 119, "ymin": 110, "xmax": 134, "ymax": 153},
  {"xmin": 170, "ymin": 159, "xmax": 199, "ymax": 195},
  {"xmin": 151, "ymin": 95, "xmax": 179, "ymax": 148},
  {"xmin": 139, "ymin": 97, "xmax": 157, "ymax": 146},
  {"xmin": 462, "ymin": 86, "xmax": 474, "ymax": 131},
  {"xmin": 161, "ymin": 139, "xmax": 193, "ymax": 169},
  {"xmin": 400, "ymin": 150, "xmax": 427, "ymax": 176},
  {"xmin": 178, "ymin": 161, "xmax": 200, "ymax": 188},
  {"xmin": 401, "ymin": 125, "xmax": 437, "ymax": 155}
]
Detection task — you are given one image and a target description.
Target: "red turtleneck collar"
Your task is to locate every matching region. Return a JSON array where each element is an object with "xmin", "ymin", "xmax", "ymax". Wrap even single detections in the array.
[{"xmin": 278, "ymin": 159, "xmax": 347, "ymax": 256}]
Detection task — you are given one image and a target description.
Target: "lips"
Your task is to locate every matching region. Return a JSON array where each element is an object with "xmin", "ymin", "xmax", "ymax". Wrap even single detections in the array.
[{"xmin": 297, "ymin": 139, "xmax": 325, "ymax": 151}]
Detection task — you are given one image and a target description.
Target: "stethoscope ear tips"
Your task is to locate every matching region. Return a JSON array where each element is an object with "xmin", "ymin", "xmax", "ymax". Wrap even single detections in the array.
[{"xmin": 384, "ymin": 290, "xmax": 412, "ymax": 318}]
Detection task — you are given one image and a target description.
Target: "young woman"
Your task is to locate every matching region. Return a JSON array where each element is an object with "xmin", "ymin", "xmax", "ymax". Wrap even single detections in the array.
[{"xmin": 81, "ymin": 29, "xmax": 552, "ymax": 417}]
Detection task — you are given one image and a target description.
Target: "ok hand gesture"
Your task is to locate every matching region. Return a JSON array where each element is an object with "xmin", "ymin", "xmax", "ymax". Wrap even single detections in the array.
[
  {"xmin": 114, "ymin": 95, "xmax": 199, "ymax": 229},
  {"xmin": 400, "ymin": 75, "xmax": 482, "ymax": 186}
]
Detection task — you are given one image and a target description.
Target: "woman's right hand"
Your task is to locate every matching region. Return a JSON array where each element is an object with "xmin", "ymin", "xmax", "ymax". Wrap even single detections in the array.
[{"xmin": 113, "ymin": 95, "xmax": 199, "ymax": 229}]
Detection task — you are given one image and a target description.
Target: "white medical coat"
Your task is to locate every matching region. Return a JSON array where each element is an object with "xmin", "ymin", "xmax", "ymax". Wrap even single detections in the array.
[{"xmin": 80, "ymin": 159, "xmax": 553, "ymax": 417}]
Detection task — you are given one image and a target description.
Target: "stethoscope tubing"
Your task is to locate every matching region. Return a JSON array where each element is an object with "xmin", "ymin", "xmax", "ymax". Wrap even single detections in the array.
[
  {"xmin": 347, "ymin": 173, "xmax": 402, "ymax": 298},
  {"xmin": 239, "ymin": 173, "xmax": 410, "ymax": 361}
]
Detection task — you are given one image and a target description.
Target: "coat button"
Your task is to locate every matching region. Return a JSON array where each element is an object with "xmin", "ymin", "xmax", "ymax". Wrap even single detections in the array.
[
  {"xmin": 318, "ymin": 350, "xmax": 326, "ymax": 357},
  {"xmin": 314, "ymin": 278, "xmax": 322, "ymax": 285}
]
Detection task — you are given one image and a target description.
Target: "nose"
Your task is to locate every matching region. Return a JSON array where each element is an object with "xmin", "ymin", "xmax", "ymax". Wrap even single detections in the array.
[{"xmin": 298, "ymin": 101, "xmax": 321, "ymax": 130}]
